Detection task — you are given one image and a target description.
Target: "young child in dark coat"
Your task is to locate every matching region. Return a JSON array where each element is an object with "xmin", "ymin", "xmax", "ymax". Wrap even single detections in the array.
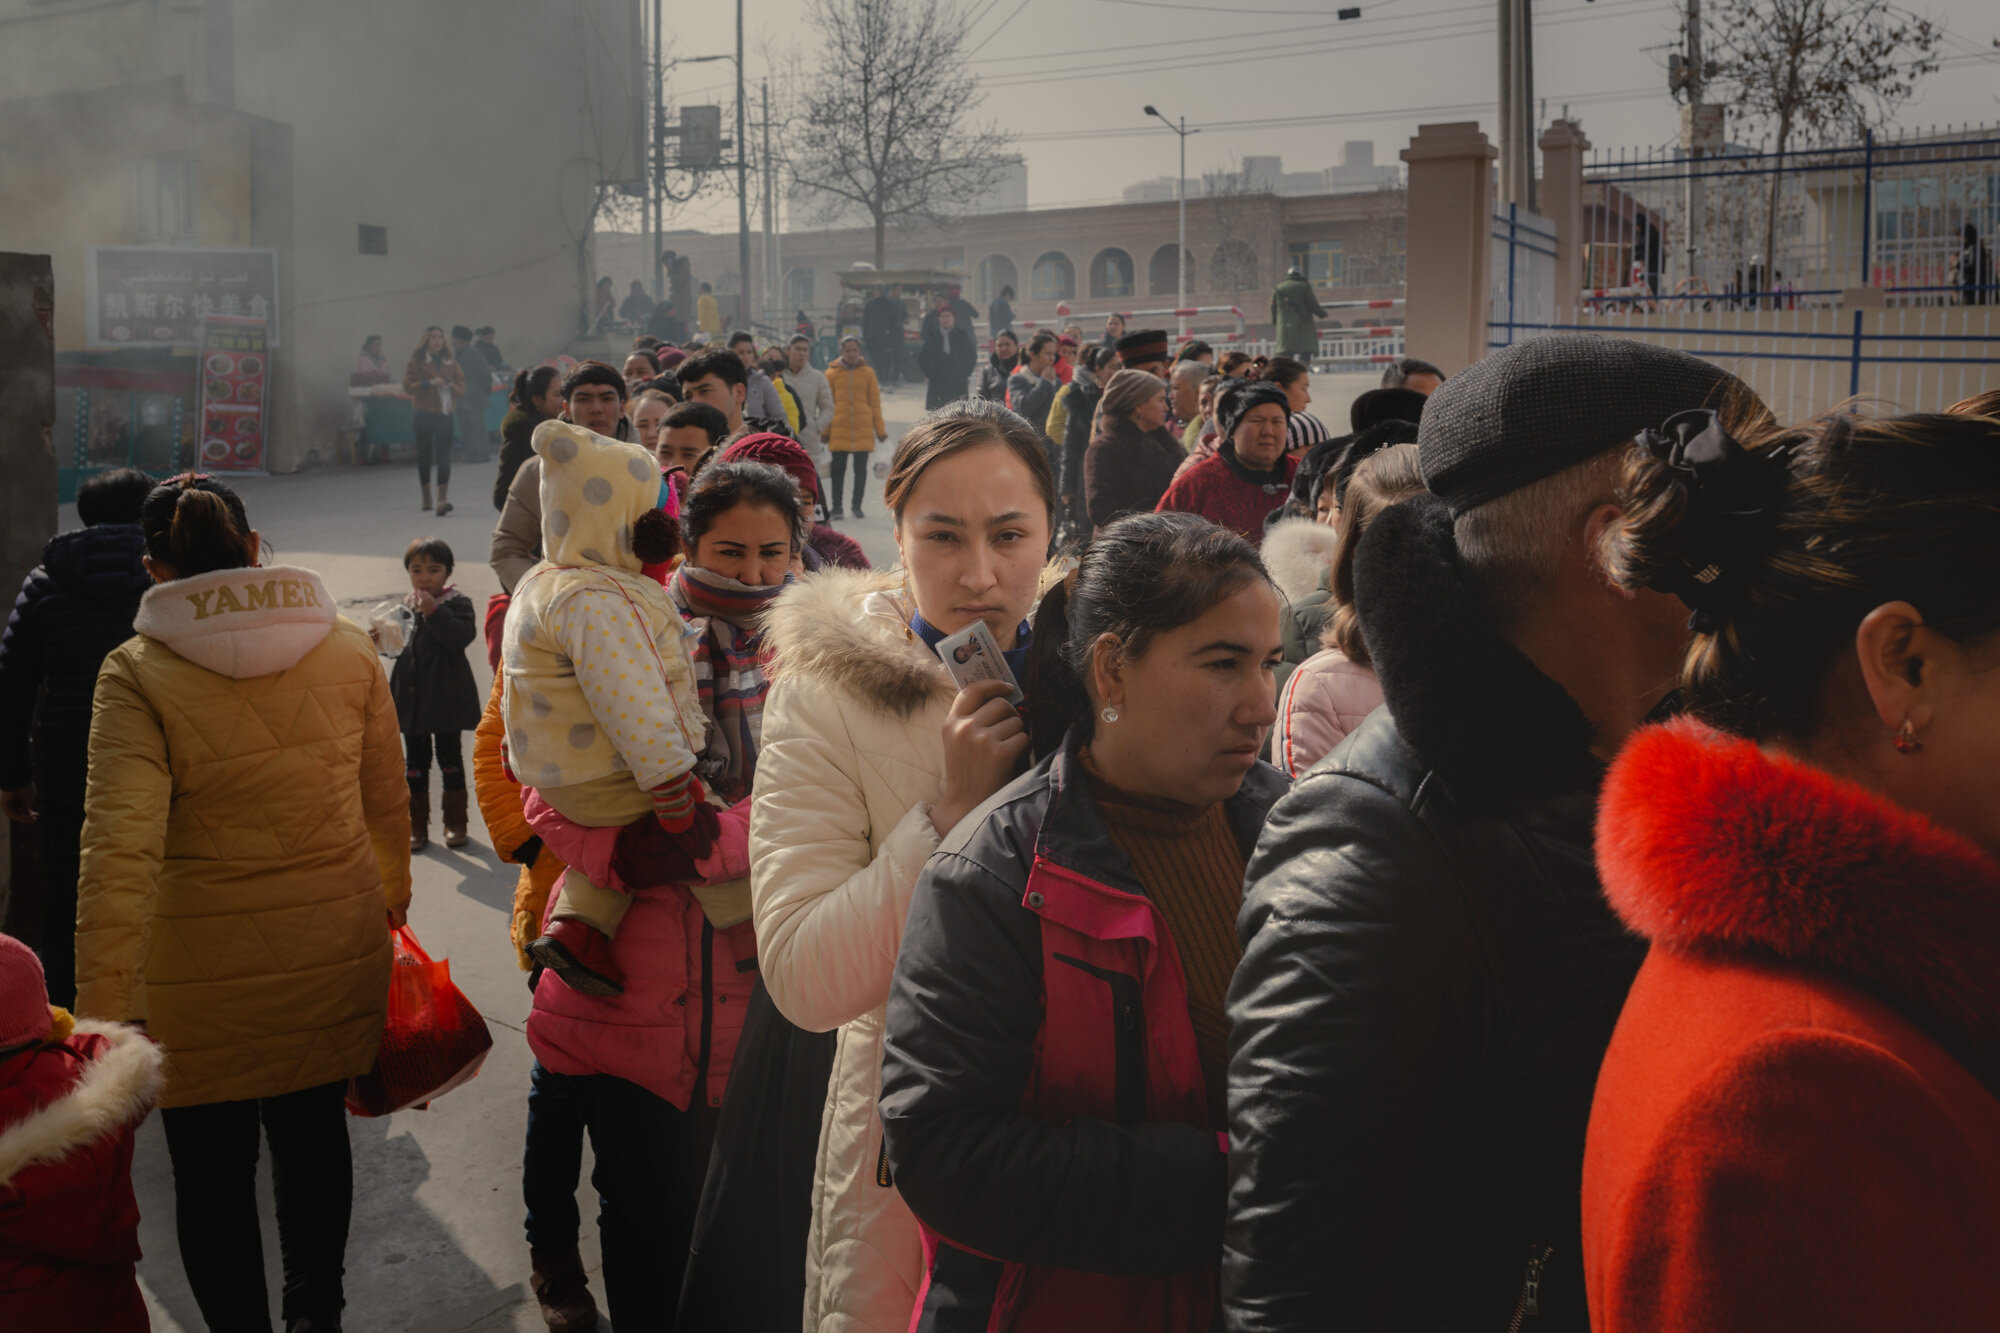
[{"xmin": 389, "ymin": 537, "xmax": 482, "ymax": 852}]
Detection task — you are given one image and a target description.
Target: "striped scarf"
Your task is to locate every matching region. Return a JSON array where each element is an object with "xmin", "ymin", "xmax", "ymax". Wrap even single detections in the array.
[{"xmin": 669, "ymin": 564, "xmax": 790, "ymax": 802}]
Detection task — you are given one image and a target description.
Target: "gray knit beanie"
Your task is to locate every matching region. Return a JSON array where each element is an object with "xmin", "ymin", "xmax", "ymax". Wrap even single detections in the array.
[{"xmin": 1417, "ymin": 334, "xmax": 1749, "ymax": 515}]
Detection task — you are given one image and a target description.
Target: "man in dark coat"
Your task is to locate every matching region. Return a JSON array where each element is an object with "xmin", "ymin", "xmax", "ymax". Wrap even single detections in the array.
[
  {"xmin": 451, "ymin": 324, "xmax": 494, "ymax": 462},
  {"xmin": 917, "ymin": 305, "xmax": 977, "ymax": 411},
  {"xmin": 0, "ymin": 468, "xmax": 154, "ymax": 1007},
  {"xmin": 1225, "ymin": 335, "xmax": 1767, "ymax": 1332},
  {"xmin": 862, "ymin": 285, "xmax": 905, "ymax": 385},
  {"xmin": 646, "ymin": 300, "xmax": 690, "ymax": 345}
]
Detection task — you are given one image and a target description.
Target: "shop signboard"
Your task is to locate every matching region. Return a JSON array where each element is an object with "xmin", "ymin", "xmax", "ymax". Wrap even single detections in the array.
[
  {"xmin": 195, "ymin": 315, "xmax": 270, "ymax": 472},
  {"xmin": 85, "ymin": 246, "xmax": 280, "ymax": 348}
]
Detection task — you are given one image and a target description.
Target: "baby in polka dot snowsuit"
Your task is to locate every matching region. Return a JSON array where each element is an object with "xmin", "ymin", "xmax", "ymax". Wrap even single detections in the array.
[{"xmin": 499, "ymin": 418, "xmax": 717, "ymax": 994}]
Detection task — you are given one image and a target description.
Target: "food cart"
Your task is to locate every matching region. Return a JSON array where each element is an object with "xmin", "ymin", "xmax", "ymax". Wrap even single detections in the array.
[{"xmin": 836, "ymin": 267, "xmax": 965, "ymax": 382}]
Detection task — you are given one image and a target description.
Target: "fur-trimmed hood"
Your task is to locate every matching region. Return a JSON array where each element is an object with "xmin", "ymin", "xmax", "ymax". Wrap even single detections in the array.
[
  {"xmin": 1351, "ymin": 492, "xmax": 1600, "ymax": 803},
  {"xmin": 0, "ymin": 1021, "xmax": 163, "ymax": 1187},
  {"xmin": 134, "ymin": 565, "xmax": 336, "ymax": 680},
  {"xmin": 1598, "ymin": 719, "xmax": 2000, "ymax": 1095},
  {"xmin": 1261, "ymin": 516, "xmax": 1340, "ymax": 605},
  {"xmin": 762, "ymin": 567, "xmax": 948, "ymax": 719},
  {"xmin": 763, "ymin": 562, "xmax": 1067, "ymax": 719}
]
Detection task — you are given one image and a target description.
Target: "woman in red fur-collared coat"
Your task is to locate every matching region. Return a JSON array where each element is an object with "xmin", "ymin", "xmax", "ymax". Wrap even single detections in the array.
[{"xmin": 1584, "ymin": 407, "xmax": 2000, "ymax": 1332}]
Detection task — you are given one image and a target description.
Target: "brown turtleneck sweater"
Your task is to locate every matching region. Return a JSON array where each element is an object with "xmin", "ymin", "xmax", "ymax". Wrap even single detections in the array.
[{"xmin": 1080, "ymin": 749, "xmax": 1245, "ymax": 1126}]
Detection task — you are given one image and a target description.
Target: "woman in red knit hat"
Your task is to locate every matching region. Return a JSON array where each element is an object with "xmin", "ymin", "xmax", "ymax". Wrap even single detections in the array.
[
  {"xmin": 1585, "ymin": 407, "xmax": 2000, "ymax": 1331},
  {"xmin": 719, "ymin": 432, "xmax": 871, "ymax": 571}
]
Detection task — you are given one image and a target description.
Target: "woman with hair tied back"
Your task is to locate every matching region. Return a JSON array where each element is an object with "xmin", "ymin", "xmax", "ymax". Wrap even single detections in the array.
[
  {"xmin": 403, "ymin": 325, "xmax": 466, "ymax": 515},
  {"xmin": 1582, "ymin": 407, "xmax": 2000, "ymax": 1332},
  {"xmin": 747, "ymin": 398, "xmax": 1057, "ymax": 1333},
  {"xmin": 878, "ymin": 511, "xmax": 1288, "ymax": 1331},
  {"xmin": 74, "ymin": 475, "xmax": 411, "ymax": 1332},
  {"xmin": 1084, "ymin": 369, "xmax": 1186, "ymax": 534}
]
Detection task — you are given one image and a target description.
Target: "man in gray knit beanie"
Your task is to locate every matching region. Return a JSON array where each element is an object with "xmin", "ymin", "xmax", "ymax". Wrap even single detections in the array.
[{"xmin": 1226, "ymin": 334, "xmax": 1768, "ymax": 1331}]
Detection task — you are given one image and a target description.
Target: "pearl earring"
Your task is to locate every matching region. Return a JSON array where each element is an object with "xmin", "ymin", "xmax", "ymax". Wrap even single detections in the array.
[{"xmin": 1100, "ymin": 706, "xmax": 1119, "ymax": 724}]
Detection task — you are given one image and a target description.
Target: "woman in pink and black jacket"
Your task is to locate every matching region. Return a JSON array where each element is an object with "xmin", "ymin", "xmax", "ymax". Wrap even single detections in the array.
[{"xmin": 879, "ymin": 512, "xmax": 1289, "ymax": 1332}]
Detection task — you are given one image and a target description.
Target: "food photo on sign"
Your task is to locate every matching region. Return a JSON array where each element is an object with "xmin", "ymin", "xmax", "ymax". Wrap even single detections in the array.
[{"xmin": 195, "ymin": 314, "xmax": 271, "ymax": 471}]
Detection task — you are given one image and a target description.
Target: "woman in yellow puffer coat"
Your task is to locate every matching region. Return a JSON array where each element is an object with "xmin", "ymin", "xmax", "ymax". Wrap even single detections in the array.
[{"xmin": 75, "ymin": 474, "xmax": 411, "ymax": 1333}]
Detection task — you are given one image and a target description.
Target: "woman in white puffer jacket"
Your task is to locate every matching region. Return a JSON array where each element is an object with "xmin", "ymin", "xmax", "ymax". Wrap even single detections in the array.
[{"xmin": 750, "ymin": 399, "xmax": 1056, "ymax": 1333}]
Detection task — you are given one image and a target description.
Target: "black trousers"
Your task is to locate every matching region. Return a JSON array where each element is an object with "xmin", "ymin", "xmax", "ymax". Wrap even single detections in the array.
[
  {"xmin": 404, "ymin": 731, "xmax": 465, "ymax": 791},
  {"xmin": 865, "ymin": 337, "xmax": 899, "ymax": 383},
  {"xmin": 33, "ymin": 800, "xmax": 83, "ymax": 1009},
  {"xmin": 530, "ymin": 1067, "xmax": 717, "ymax": 1329},
  {"xmin": 827, "ymin": 450, "xmax": 871, "ymax": 511},
  {"xmin": 413, "ymin": 409, "xmax": 453, "ymax": 485},
  {"xmin": 160, "ymin": 1080, "xmax": 352, "ymax": 1330}
]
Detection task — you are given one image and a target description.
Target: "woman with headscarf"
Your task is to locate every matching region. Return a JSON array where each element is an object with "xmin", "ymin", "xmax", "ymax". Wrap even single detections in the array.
[
  {"xmin": 1156, "ymin": 378, "xmax": 1298, "ymax": 546},
  {"xmin": 1083, "ymin": 369, "xmax": 1185, "ymax": 535}
]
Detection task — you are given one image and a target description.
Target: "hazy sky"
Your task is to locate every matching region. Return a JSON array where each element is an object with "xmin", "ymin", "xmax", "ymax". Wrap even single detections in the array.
[{"xmin": 658, "ymin": 0, "xmax": 2000, "ymax": 234}]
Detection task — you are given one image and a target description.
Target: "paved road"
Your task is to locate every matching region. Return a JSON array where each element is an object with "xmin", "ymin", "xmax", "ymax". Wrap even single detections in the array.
[{"xmin": 96, "ymin": 368, "xmax": 1373, "ymax": 1331}]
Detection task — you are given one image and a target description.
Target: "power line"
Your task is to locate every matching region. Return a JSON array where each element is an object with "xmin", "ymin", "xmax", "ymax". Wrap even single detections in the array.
[
  {"xmin": 982, "ymin": 0, "xmax": 1665, "ymax": 88},
  {"xmin": 965, "ymin": 0, "xmax": 1035, "ymax": 57}
]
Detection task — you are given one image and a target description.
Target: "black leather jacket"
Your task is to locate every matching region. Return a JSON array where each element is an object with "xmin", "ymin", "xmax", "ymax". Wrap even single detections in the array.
[{"xmin": 1224, "ymin": 494, "xmax": 1646, "ymax": 1332}]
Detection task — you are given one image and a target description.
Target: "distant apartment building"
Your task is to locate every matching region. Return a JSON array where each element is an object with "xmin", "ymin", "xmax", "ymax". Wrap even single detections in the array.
[
  {"xmin": 788, "ymin": 156, "xmax": 1030, "ymax": 231},
  {"xmin": 1123, "ymin": 142, "xmax": 1403, "ymax": 204}
]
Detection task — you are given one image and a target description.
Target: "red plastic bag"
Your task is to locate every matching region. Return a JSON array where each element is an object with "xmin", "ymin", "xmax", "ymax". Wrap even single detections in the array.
[{"xmin": 346, "ymin": 925, "xmax": 494, "ymax": 1117}]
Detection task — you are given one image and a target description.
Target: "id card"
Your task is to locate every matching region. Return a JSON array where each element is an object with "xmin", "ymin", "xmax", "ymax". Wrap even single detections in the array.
[{"xmin": 934, "ymin": 620, "xmax": 1023, "ymax": 706}]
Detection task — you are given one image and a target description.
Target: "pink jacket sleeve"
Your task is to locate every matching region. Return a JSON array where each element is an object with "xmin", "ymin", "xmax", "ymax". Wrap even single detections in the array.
[{"xmin": 523, "ymin": 788, "xmax": 750, "ymax": 891}]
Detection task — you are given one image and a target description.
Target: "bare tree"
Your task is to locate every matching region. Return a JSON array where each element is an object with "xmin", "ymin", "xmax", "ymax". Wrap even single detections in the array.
[
  {"xmin": 787, "ymin": 0, "xmax": 1012, "ymax": 269},
  {"xmin": 1200, "ymin": 162, "xmax": 1269, "ymax": 309},
  {"xmin": 1707, "ymin": 0, "xmax": 1940, "ymax": 284}
]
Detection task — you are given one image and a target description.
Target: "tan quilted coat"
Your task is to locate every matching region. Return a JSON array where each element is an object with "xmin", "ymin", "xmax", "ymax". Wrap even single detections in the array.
[
  {"xmin": 753, "ymin": 567, "xmax": 953, "ymax": 1333},
  {"xmin": 75, "ymin": 564, "xmax": 412, "ymax": 1109}
]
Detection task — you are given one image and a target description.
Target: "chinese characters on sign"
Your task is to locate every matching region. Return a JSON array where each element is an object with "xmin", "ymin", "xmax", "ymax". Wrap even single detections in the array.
[
  {"xmin": 86, "ymin": 246, "xmax": 281, "ymax": 348},
  {"xmin": 197, "ymin": 316, "xmax": 270, "ymax": 472}
]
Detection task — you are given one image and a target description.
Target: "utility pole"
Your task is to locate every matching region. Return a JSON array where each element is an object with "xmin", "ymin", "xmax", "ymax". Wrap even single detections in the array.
[
  {"xmin": 1683, "ymin": 0, "xmax": 1707, "ymax": 293},
  {"xmin": 735, "ymin": 0, "xmax": 751, "ymax": 331},
  {"xmin": 650, "ymin": 0, "xmax": 664, "ymax": 300},
  {"xmin": 762, "ymin": 79, "xmax": 775, "ymax": 324},
  {"xmin": 1497, "ymin": 0, "xmax": 1536, "ymax": 210},
  {"xmin": 1145, "ymin": 106, "xmax": 1200, "ymax": 340}
]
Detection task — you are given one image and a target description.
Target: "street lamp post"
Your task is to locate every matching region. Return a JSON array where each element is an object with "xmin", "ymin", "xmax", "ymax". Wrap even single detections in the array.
[{"xmin": 1144, "ymin": 106, "xmax": 1199, "ymax": 340}]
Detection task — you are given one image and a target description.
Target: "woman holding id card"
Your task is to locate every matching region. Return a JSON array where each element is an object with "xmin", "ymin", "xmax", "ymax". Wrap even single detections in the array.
[{"xmin": 749, "ymin": 397, "xmax": 1056, "ymax": 1333}]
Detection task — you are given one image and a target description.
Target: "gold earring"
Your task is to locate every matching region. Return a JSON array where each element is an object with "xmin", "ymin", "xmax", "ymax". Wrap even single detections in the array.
[{"xmin": 1892, "ymin": 719, "xmax": 1923, "ymax": 754}]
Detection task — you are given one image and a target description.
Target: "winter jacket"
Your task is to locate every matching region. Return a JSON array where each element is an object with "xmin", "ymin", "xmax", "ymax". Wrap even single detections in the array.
[
  {"xmin": 491, "ymin": 455, "xmax": 543, "ymax": 593},
  {"xmin": 745, "ymin": 369, "xmax": 789, "ymax": 425},
  {"xmin": 787, "ymin": 361, "xmax": 837, "ymax": 451},
  {"xmin": 389, "ymin": 590, "xmax": 482, "ymax": 735},
  {"xmin": 75, "ymin": 565, "xmax": 413, "ymax": 1108},
  {"xmin": 501, "ymin": 422, "xmax": 706, "ymax": 794},
  {"xmin": 862, "ymin": 296, "xmax": 904, "ymax": 349},
  {"xmin": 918, "ymin": 325, "xmax": 977, "ymax": 410},
  {"xmin": 1085, "ymin": 415, "xmax": 1185, "ymax": 533},
  {"xmin": 826, "ymin": 361, "xmax": 887, "ymax": 453},
  {"xmin": 0, "ymin": 1021, "xmax": 162, "ymax": 1331},
  {"xmin": 750, "ymin": 568, "xmax": 953, "ymax": 1333},
  {"xmin": 1268, "ymin": 276, "xmax": 1326, "ymax": 359},
  {"xmin": 1272, "ymin": 648, "xmax": 1382, "ymax": 778},
  {"xmin": 402, "ymin": 348, "xmax": 466, "ymax": 416},
  {"xmin": 495, "ymin": 407, "xmax": 551, "ymax": 511},
  {"xmin": 1055, "ymin": 378, "xmax": 1103, "ymax": 507},
  {"xmin": 1261, "ymin": 518, "xmax": 1341, "ymax": 699},
  {"xmin": 771, "ymin": 374, "xmax": 805, "ymax": 435},
  {"xmin": 987, "ymin": 296, "xmax": 1014, "ymax": 340},
  {"xmin": 697, "ymin": 292, "xmax": 724, "ymax": 337},
  {"xmin": 1009, "ymin": 367, "xmax": 1060, "ymax": 437},
  {"xmin": 1583, "ymin": 721, "xmax": 2000, "ymax": 1332},
  {"xmin": 976, "ymin": 352, "xmax": 1017, "ymax": 404},
  {"xmin": 472, "ymin": 670, "xmax": 563, "ymax": 971},
  {"xmin": 881, "ymin": 732, "xmax": 1287, "ymax": 1332},
  {"xmin": 1155, "ymin": 448, "xmax": 1298, "ymax": 547},
  {"xmin": 0, "ymin": 524, "xmax": 150, "ymax": 806},
  {"xmin": 1224, "ymin": 494, "xmax": 1645, "ymax": 1332},
  {"xmin": 525, "ymin": 798, "xmax": 754, "ymax": 1112}
]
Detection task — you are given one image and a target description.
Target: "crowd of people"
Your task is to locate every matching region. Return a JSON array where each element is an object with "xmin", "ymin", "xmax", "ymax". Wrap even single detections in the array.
[{"xmin": 5, "ymin": 297, "xmax": 2000, "ymax": 1333}]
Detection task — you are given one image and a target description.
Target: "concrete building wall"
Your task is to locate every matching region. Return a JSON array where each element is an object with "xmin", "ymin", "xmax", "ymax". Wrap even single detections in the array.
[{"xmin": 0, "ymin": 0, "xmax": 642, "ymax": 473}]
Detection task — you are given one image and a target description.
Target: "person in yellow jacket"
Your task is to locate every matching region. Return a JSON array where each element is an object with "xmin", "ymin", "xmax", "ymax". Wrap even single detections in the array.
[
  {"xmin": 823, "ymin": 337, "xmax": 888, "ymax": 519},
  {"xmin": 696, "ymin": 281, "xmax": 723, "ymax": 338},
  {"xmin": 74, "ymin": 473, "xmax": 411, "ymax": 1331}
]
